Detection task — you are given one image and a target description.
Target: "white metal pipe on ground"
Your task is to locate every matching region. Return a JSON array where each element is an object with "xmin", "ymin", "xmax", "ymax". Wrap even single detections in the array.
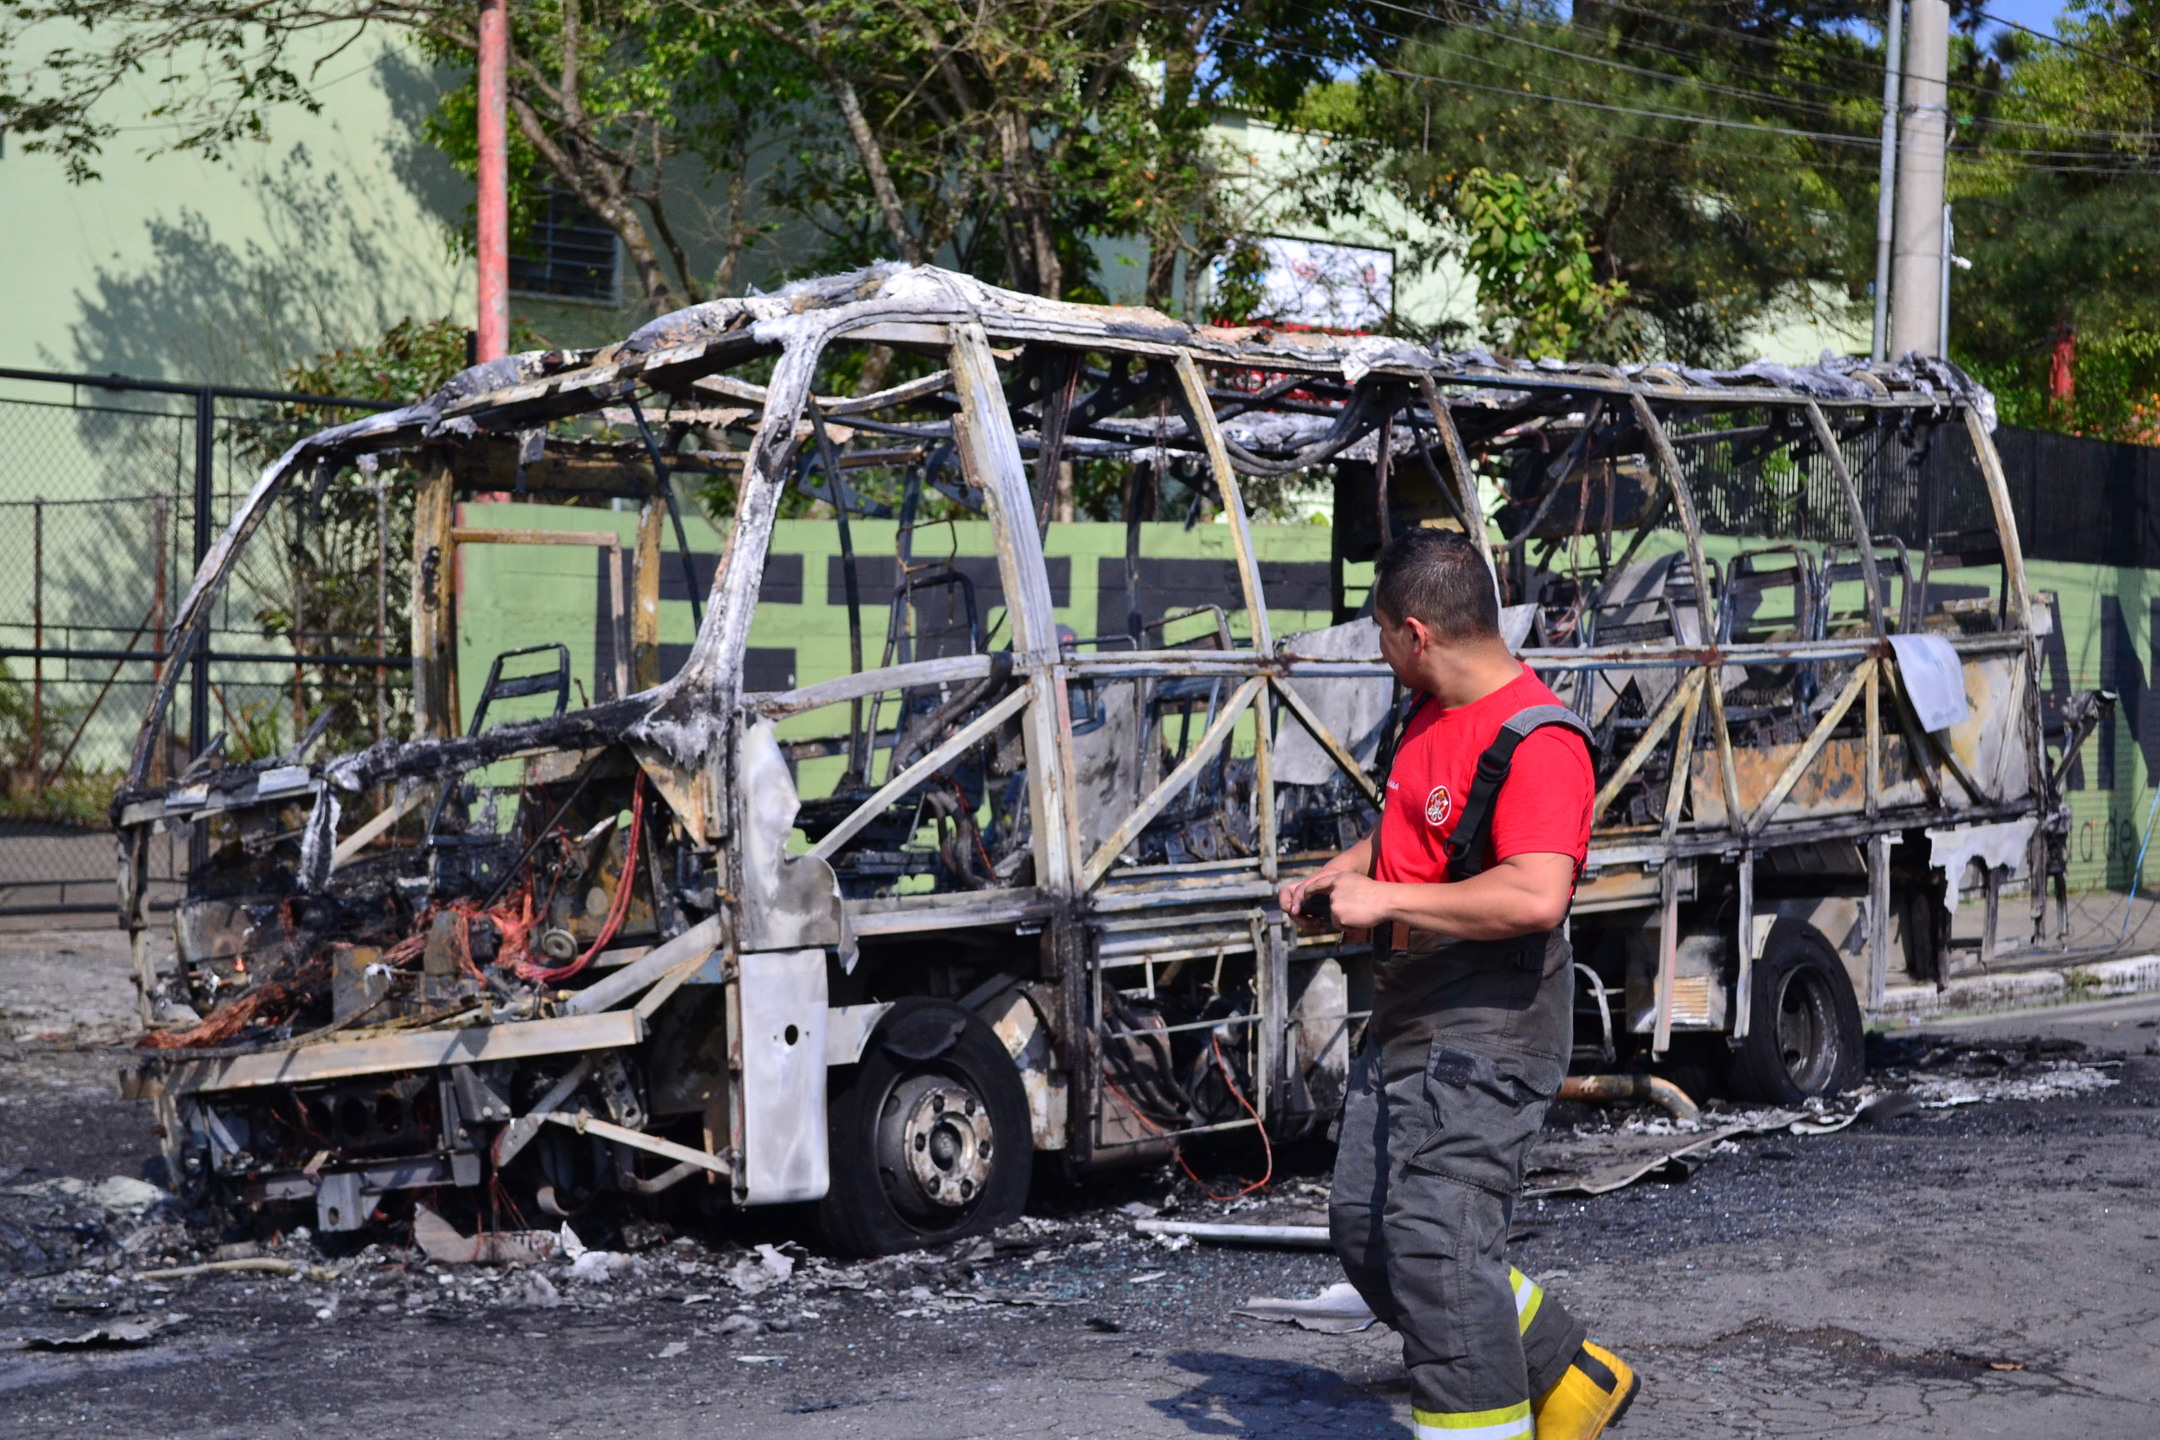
[{"xmin": 1133, "ymin": 1218, "xmax": 1332, "ymax": 1248}]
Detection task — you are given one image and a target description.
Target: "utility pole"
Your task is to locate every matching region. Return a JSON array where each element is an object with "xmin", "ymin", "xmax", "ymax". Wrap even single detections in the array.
[
  {"xmin": 1870, "ymin": 0, "xmax": 1905, "ymax": 362},
  {"xmin": 1890, "ymin": 0, "xmax": 1949, "ymax": 358},
  {"xmin": 475, "ymin": 0, "xmax": 510, "ymax": 363}
]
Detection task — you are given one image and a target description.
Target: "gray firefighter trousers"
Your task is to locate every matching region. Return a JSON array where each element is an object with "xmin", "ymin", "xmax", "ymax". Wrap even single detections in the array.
[{"xmin": 1329, "ymin": 925, "xmax": 1590, "ymax": 1436}]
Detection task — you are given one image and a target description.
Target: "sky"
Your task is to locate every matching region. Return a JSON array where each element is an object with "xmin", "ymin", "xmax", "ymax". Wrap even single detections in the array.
[{"xmin": 1970, "ymin": 1, "xmax": 2069, "ymax": 39}]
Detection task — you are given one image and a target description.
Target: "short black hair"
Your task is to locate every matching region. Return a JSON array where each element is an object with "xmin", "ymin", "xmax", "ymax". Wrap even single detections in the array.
[{"xmin": 1371, "ymin": 527, "xmax": 1499, "ymax": 639}]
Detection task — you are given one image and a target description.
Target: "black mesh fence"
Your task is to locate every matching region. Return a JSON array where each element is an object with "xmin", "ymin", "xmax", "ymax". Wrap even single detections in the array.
[
  {"xmin": 1668, "ymin": 408, "xmax": 2150, "ymax": 567},
  {"xmin": 0, "ymin": 370, "xmax": 402, "ymax": 915},
  {"xmin": 1993, "ymin": 425, "xmax": 2160, "ymax": 568},
  {"xmin": 1666, "ymin": 406, "xmax": 1997, "ymax": 551}
]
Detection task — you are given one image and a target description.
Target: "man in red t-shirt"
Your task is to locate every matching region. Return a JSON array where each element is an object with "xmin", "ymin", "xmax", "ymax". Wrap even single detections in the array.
[{"xmin": 1279, "ymin": 528, "xmax": 1637, "ymax": 1440}]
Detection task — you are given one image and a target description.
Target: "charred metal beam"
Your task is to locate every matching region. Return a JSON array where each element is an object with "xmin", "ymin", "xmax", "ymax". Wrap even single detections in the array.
[
  {"xmin": 131, "ymin": 1009, "xmax": 644, "ymax": 1097},
  {"xmin": 1268, "ymin": 675, "xmax": 1382, "ymax": 807},
  {"xmin": 1803, "ymin": 400, "xmax": 1888, "ymax": 637},
  {"xmin": 806, "ymin": 683, "xmax": 1035, "ymax": 862},
  {"xmin": 950, "ymin": 322, "xmax": 1079, "ymax": 896},
  {"xmin": 1590, "ymin": 667, "xmax": 1705, "ymax": 823}
]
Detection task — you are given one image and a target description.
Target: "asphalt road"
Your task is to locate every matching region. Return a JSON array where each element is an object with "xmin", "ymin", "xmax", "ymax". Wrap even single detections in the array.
[{"xmin": 5, "ymin": 930, "xmax": 2160, "ymax": 1438}]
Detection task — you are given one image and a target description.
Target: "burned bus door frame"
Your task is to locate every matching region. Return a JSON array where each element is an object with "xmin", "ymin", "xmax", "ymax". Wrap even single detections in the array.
[
  {"xmin": 704, "ymin": 333, "xmax": 841, "ymax": 1203},
  {"xmin": 948, "ymin": 322, "xmax": 1105, "ymax": 1166},
  {"xmin": 1174, "ymin": 352, "xmax": 1284, "ymax": 1115},
  {"xmin": 1050, "ymin": 347, "xmax": 1293, "ymax": 1162},
  {"xmin": 692, "ymin": 318, "xmax": 1086, "ymax": 1188},
  {"xmin": 948, "ymin": 322, "xmax": 1082, "ymax": 894}
]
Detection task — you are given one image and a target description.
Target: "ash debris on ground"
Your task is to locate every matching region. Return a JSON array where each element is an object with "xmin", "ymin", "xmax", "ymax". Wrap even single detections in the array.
[
  {"xmin": 7, "ymin": 925, "xmax": 2160, "ymax": 1438},
  {"xmin": 0, "ymin": 1031, "xmax": 2121, "ymax": 1352},
  {"xmin": 1864, "ymin": 1030, "xmax": 2124, "ymax": 1107},
  {"xmin": 0, "ymin": 1150, "xmax": 1349, "ymax": 1365},
  {"xmin": 0, "ymin": 1028, "xmax": 2127, "ymax": 1302}
]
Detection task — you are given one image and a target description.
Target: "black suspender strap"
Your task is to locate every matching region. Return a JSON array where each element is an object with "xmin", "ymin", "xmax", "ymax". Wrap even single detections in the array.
[
  {"xmin": 1440, "ymin": 703, "xmax": 1594, "ymax": 883},
  {"xmin": 1368, "ymin": 692, "xmax": 1432, "ymax": 878}
]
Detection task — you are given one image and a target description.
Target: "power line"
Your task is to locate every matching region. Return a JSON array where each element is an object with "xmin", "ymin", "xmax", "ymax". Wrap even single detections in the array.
[
  {"xmin": 1578, "ymin": 0, "xmax": 2141, "ymax": 131},
  {"xmin": 1355, "ymin": 0, "xmax": 1866, "ymax": 125},
  {"xmin": 1972, "ymin": 5, "xmax": 2160, "ymax": 87},
  {"xmin": 1329, "ymin": 46, "xmax": 1883, "ymax": 145},
  {"xmin": 1310, "ymin": 16, "xmax": 2160, "ymax": 174},
  {"xmin": 1310, "ymin": 0, "xmax": 2160, "ymax": 150}
]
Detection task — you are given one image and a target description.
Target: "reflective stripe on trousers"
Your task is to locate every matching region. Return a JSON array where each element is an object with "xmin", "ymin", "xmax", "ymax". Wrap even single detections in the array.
[
  {"xmin": 1328, "ymin": 1028, "xmax": 1588, "ymax": 1420},
  {"xmin": 1411, "ymin": 1401, "xmax": 1534, "ymax": 1438},
  {"xmin": 1509, "ymin": 1266, "xmax": 1544, "ymax": 1335}
]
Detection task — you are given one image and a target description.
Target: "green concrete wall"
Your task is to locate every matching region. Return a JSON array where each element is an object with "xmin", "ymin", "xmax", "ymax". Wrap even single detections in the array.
[
  {"xmin": 455, "ymin": 505, "xmax": 2160, "ymax": 899},
  {"xmin": 453, "ymin": 503, "xmax": 1347, "ymax": 728}
]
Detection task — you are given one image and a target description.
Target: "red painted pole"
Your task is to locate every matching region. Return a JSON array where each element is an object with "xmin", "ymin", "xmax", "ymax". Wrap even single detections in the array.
[{"xmin": 475, "ymin": 0, "xmax": 510, "ymax": 363}]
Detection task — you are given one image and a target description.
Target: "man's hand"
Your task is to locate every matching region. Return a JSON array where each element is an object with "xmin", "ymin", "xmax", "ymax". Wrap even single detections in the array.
[
  {"xmin": 1277, "ymin": 871, "xmax": 1329, "ymax": 927},
  {"xmin": 1280, "ymin": 870, "xmax": 1392, "ymax": 932},
  {"xmin": 1279, "ymin": 852, "xmax": 1577, "ymax": 942},
  {"xmin": 1279, "ymin": 833, "xmax": 1376, "ymax": 932}
]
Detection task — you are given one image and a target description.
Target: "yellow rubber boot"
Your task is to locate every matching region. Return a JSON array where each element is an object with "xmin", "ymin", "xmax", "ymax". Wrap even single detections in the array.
[{"xmin": 1532, "ymin": 1340, "xmax": 1639, "ymax": 1440}]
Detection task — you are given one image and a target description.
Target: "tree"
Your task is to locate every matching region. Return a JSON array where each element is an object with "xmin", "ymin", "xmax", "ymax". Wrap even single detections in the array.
[
  {"xmin": 1, "ymin": 0, "xmax": 814, "ymax": 313},
  {"xmin": 1452, "ymin": 165, "xmax": 1628, "ymax": 358},
  {"xmin": 0, "ymin": 0, "xmax": 1374, "ymax": 318},
  {"xmin": 1296, "ymin": 1, "xmax": 1886, "ymax": 361},
  {"xmin": 1942, "ymin": 3, "xmax": 2160, "ymax": 439},
  {"xmin": 720, "ymin": 0, "xmax": 1377, "ymax": 303}
]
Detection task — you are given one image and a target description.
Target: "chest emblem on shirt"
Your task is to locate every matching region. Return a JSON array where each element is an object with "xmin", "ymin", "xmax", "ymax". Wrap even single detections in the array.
[{"xmin": 1424, "ymin": 785, "xmax": 1452, "ymax": 827}]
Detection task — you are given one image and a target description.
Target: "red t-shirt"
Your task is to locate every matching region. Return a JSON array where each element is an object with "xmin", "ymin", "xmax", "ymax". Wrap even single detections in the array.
[{"xmin": 1372, "ymin": 669, "xmax": 1593, "ymax": 885}]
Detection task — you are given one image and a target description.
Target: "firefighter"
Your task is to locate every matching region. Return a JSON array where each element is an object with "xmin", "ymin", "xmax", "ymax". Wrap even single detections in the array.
[{"xmin": 1280, "ymin": 527, "xmax": 1638, "ymax": 1440}]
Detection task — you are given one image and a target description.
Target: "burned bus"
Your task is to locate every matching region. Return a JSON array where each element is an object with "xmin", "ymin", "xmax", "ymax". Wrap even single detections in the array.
[{"xmin": 113, "ymin": 265, "xmax": 2081, "ymax": 1252}]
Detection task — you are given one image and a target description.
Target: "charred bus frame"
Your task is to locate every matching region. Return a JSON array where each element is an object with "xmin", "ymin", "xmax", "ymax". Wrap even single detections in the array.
[{"xmin": 112, "ymin": 267, "xmax": 2074, "ymax": 1250}]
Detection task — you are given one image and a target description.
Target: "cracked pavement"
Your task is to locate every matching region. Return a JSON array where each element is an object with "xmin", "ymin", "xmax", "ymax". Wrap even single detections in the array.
[{"xmin": 5, "ymin": 928, "xmax": 2160, "ymax": 1437}]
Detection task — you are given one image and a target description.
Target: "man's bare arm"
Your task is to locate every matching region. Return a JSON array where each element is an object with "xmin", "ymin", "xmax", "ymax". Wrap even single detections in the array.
[{"xmin": 1287, "ymin": 852, "xmax": 1575, "ymax": 941}]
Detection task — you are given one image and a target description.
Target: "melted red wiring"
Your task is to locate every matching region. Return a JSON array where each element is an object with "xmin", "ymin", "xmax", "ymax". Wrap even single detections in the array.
[
  {"xmin": 516, "ymin": 772, "xmax": 646, "ymax": 985},
  {"xmin": 1098, "ymin": 1031, "xmax": 1274, "ymax": 1204}
]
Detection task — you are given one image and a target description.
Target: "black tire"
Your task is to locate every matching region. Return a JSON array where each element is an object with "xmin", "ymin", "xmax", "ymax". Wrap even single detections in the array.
[
  {"xmin": 1726, "ymin": 925, "xmax": 1865, "ymax": 1104},
  {"xmin": 817, "ymin": 998, "xmax": 1032, "ymax": 1257}
]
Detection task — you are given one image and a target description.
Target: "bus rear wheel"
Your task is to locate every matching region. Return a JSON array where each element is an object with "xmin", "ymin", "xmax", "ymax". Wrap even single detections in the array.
[{"xmin": 1726, "ymin": 926, "xmax": 1865, "ymax": 1104}]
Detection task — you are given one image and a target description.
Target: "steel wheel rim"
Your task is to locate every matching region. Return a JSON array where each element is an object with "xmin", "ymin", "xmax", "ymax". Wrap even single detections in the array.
[
  {"xmin": 1773, "ymin": 962, "xmax": 1839, "ymax": 1093},
  {"xmin": 873, "ymin": 1067, "xmax": 996, "ymax": 1228}
]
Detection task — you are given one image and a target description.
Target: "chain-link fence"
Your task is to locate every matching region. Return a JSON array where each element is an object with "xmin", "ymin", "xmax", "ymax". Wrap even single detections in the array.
[{"xmin": 0, "ymin": 369, "xmax": 402, "ymax": 916}]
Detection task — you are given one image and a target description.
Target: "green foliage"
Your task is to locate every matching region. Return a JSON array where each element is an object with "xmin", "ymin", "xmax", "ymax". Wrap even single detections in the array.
[
  {"xmin": 739, "ymin": 0, "xmax": 1368, "ymax": 308},
  {"xmin": 1964, "ymin": 330, "xmax": 2160, "ymax": 443},
  {"xmin": 1943, "ymin": 3, "xmax": 2160, "ymax": 439},
  {"xmin": 281, "ymin": 317, "xmax": 479, "ymax": 407},
  {"xmin": 1300, "ymin": 2, "xmax": 1880, "ymax": 361},
  {"xmin": 0, "ymin": 664, "xmax": 119, "ymax": 827},
  {"xmin": 1208, "ymin": 237, "xmax": 1273, "ymax": 326},
  {"xmin": 0, "ymin": 0, "xmax": 1372, "ymax": 318},
  {"xmin": 1453, "ymin": 167, "xmax": 1629, "ymax": 359},
  {"xmin": 230, "ymin": 316, "xmax": 515, "ymax": 759}
]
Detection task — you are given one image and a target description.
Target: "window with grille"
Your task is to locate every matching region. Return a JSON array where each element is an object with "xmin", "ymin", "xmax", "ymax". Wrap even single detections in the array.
[{"xmin": 510, "ymin": 191, "xmax": 620, "ymax": 303}]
